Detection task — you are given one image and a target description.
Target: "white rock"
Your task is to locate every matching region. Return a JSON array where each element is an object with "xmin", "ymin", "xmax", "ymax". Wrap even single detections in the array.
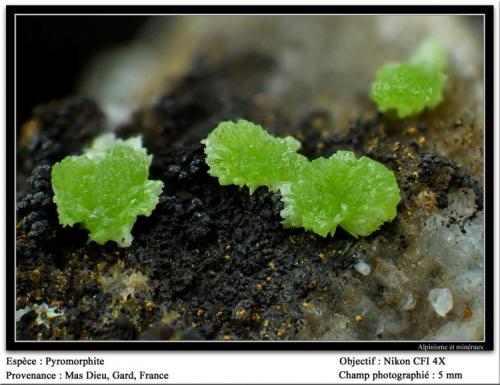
[
  {"xmin": 427, "ymin": 320, "xmax": 482, "ymax": 341},
  {"xmin": 376, "ymin": 319, "xmax": 385, "ymax": 336},
  {"xmin": 15, "ymin": 307, "xmax": 31, "ymax": 322},
  {"xmin": 355, "ymin": 261, "xmax": 371, "ymax": 276},
  {"xmin": 400, "ymin": 294, "xmax": 416, "ymax": 311},
  {"xmin": 457, "ymin": 270, "xmax": 483, "ymax": 294},
  {"xmin": 428, "ymin": 288, "xmax": 453, "ymax": 317}
]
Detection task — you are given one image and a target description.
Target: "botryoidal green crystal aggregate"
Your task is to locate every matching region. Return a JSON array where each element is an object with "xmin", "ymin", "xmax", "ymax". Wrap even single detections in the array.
[
  {"xmin": 51, "ymin": 134, "xmax": 163, "ymax": 247},
  {"xmin": 371, "ymin": 37, "xmax": 447, "ymax": 118},
  {"xmin": 203, "ymin": 120, "xmax": 400, "ymax": 237}
]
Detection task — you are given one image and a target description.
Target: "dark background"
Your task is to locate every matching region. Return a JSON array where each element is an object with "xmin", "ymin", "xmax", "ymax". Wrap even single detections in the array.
[
  {"xmin": 16, "ymin": 16, "xmax": 151, "ymax": 126},
  {"xmin": 15, "ymin": 15, "xmax": 483, "ymax": 129}
]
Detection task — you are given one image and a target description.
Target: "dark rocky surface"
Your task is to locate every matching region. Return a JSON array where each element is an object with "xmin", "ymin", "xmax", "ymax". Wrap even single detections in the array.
[{"xmin": 16, "ymin": 51, "xmax": 484, "ymax": 341}]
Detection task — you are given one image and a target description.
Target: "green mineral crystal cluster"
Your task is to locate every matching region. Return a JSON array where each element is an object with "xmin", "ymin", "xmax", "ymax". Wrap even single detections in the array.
[
  {"xmin": 51, "ymin": 134, "xmax": 163, "ymax": 247},
  {"xmin": 202, "ymin": 120, "xmax": 400, "ymax": 237},
  {"xmin": 371, "ymin": 37, "xmax": 448, "ymax": 118},
  {"xmin": 202, "ymin": 119, "xmax": 306, "ymax": 194}
]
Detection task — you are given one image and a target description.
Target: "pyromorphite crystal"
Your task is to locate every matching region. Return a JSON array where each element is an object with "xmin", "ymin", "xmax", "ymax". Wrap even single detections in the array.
[
  {"xmin": 51, "ymin": 134, "xmax": 163, "ymax": 247},
  {"xmin": 201, "ymin": 119, "xmax": 307, "ymax": 193},
  {"xmin": 280, "ymin": 151, "xmax": 400, "ymax": 237},
  {"xmin": 371, "ymin": 37, "xmax": 447, "ymax": 118},
  {"xmin": 202, "ymin": 120, "xmax": 401, "ymax": 237}
]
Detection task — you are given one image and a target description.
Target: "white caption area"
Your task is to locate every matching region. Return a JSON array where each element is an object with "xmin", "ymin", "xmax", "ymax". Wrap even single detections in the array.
[
  {"xmin": 1, "ymin": 1, "xmax": 499, "ymax": 385},
  {"xmin": 0, "ymin": 351, "xmax": 499, "ymax": 384}
]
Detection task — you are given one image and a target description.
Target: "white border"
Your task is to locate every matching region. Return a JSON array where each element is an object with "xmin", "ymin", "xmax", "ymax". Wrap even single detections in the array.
[
  {"xmin": 1, "ymin": 2, "xmax": 498, "ymax": 385},
  {"xmin": 11, "ymin": 10, "xmax": 490, "ymax": 345}
]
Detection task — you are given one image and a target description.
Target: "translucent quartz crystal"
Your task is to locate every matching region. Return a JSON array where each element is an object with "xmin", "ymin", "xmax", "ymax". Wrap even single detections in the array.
[{"xmin": 428, "ymin": 288, "xmax": 453, "ymax": 317}]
